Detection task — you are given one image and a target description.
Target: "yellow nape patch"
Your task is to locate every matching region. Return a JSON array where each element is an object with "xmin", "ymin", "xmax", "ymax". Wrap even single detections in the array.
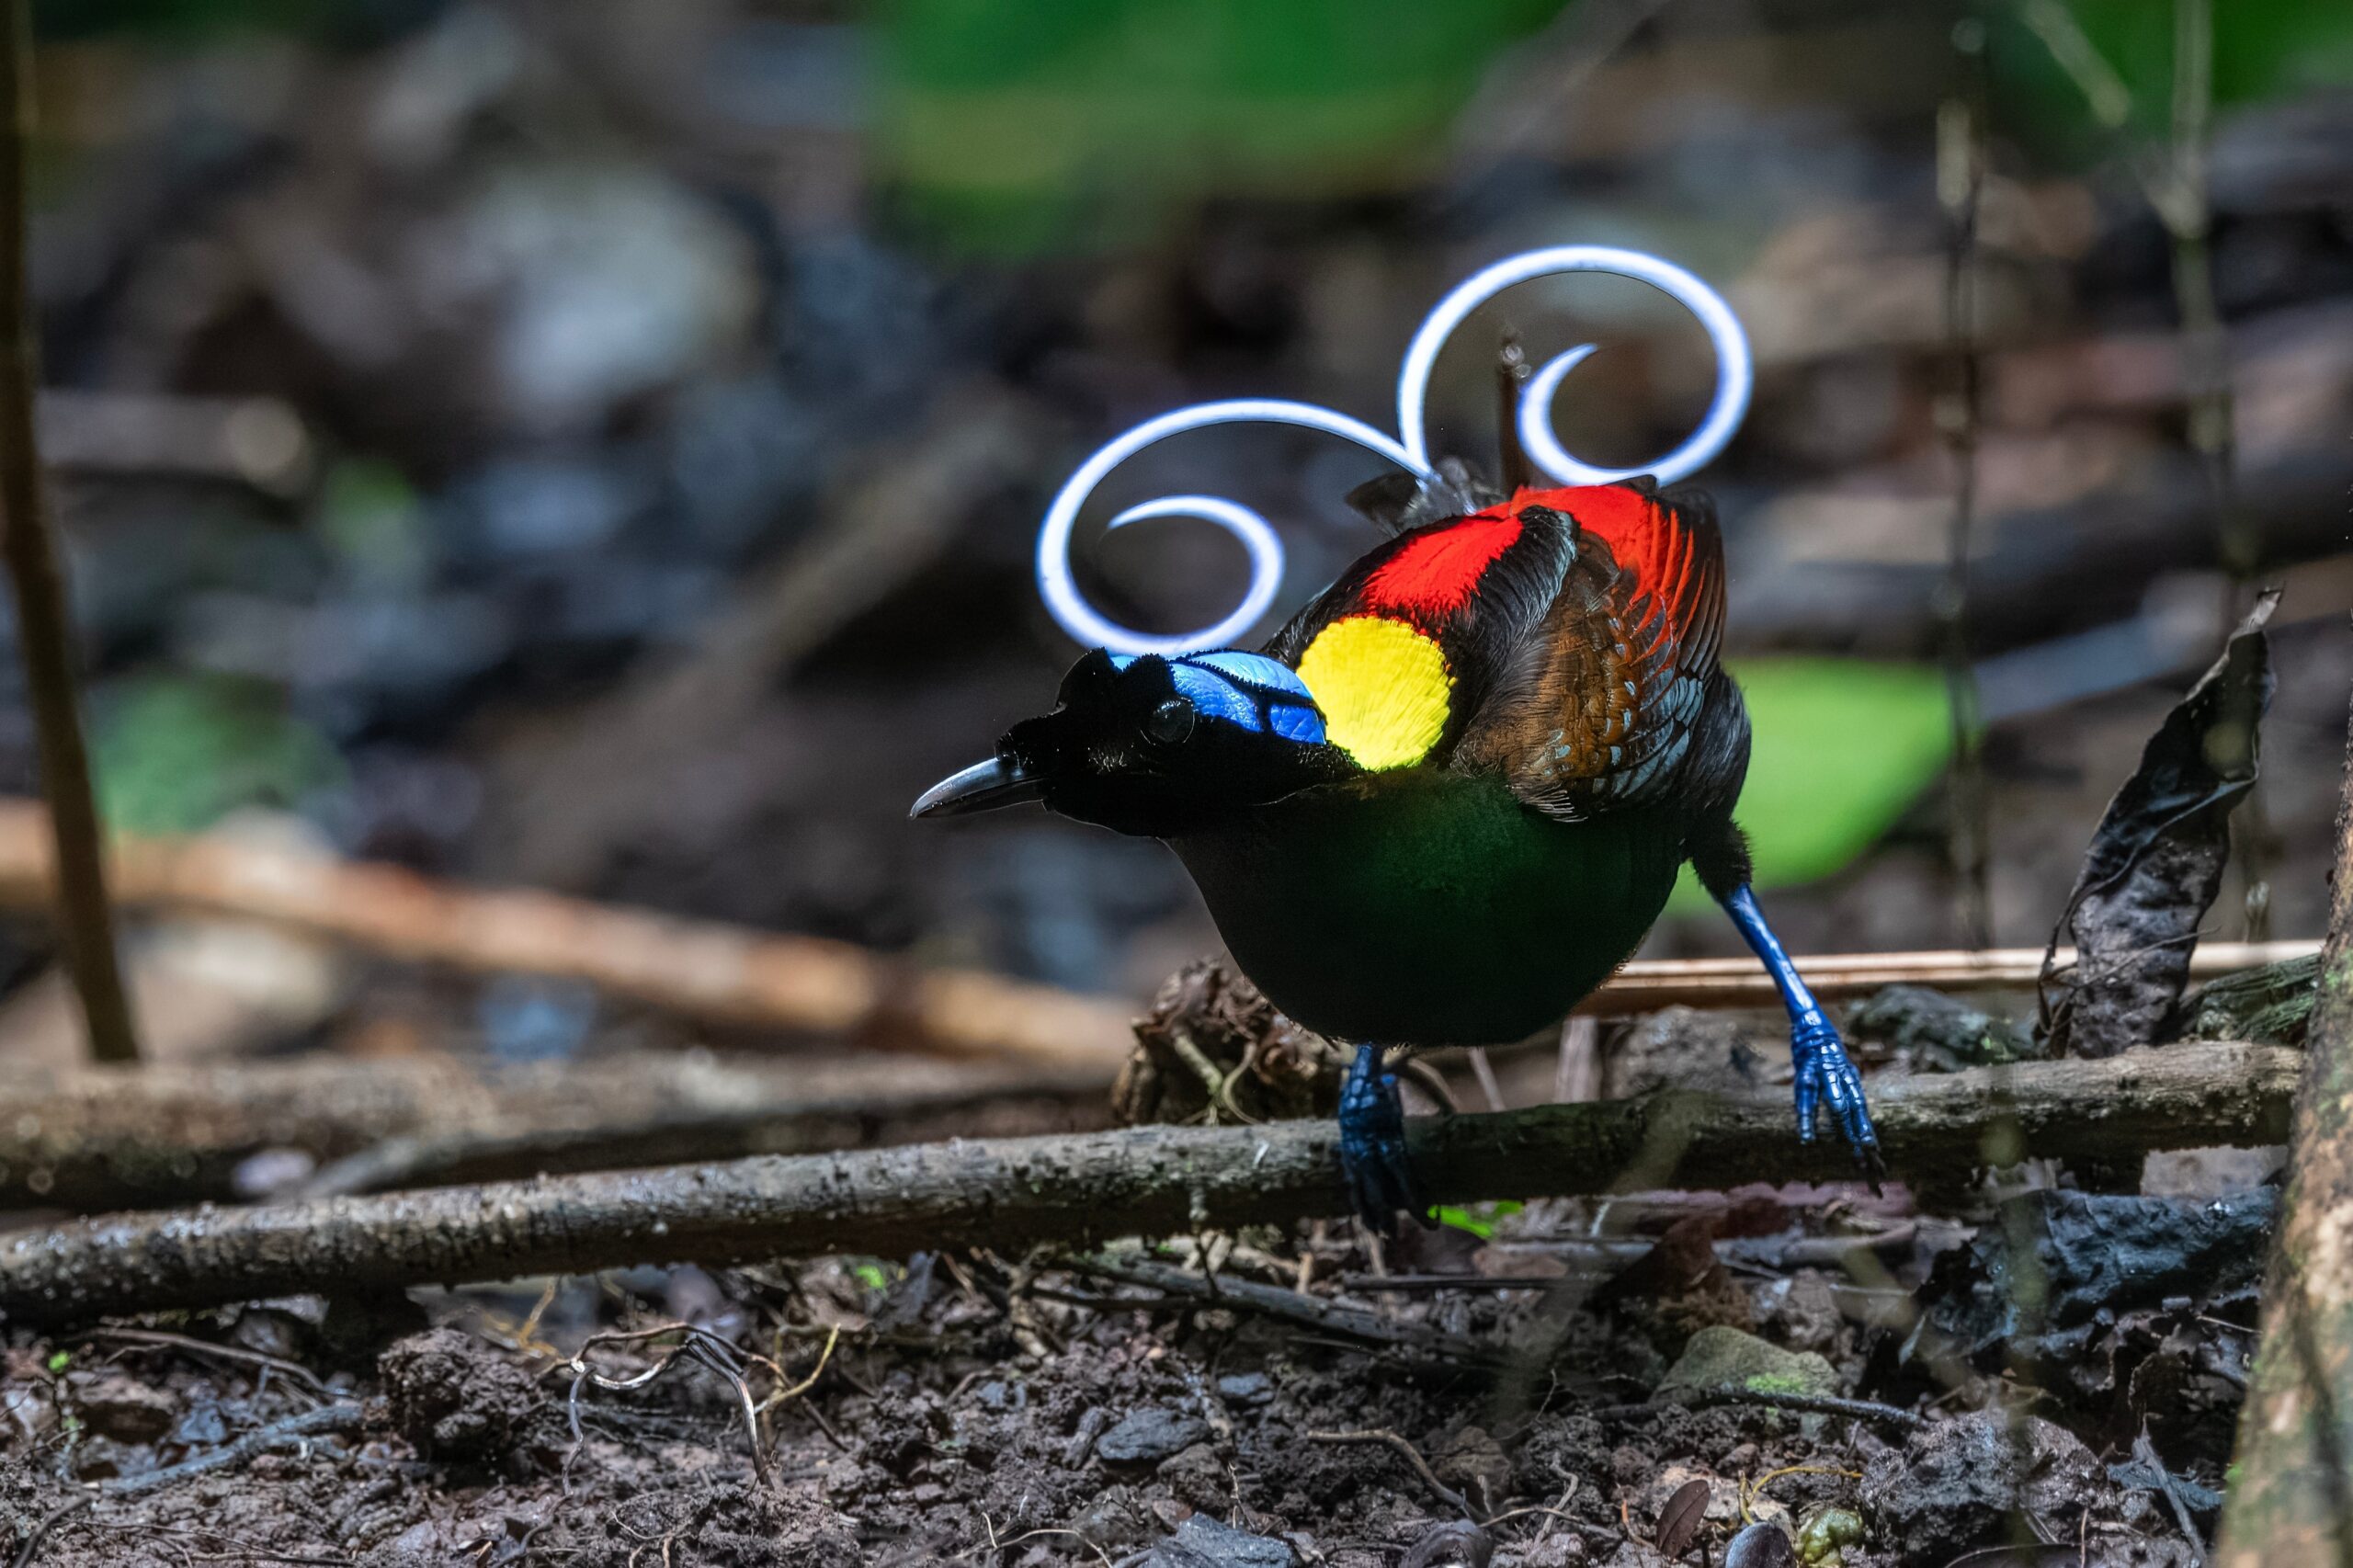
[{"xmin": 1295, "ymin": 615, "xmax": 1453, "ymax": 770}]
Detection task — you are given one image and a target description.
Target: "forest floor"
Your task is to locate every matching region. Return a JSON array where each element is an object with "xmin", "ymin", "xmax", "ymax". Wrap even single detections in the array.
[{"xmin": 0, "ymin": 1160, "xmax": 2244, "ymax": 1568}]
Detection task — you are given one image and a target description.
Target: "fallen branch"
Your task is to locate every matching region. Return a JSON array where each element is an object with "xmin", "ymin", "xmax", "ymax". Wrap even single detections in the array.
[
  {"xmin": 0, "ymin": 1051, "xmax": 1111, "ymax": 1211},
  {"xmin": 2216, "ymin": 687, "xmax": 2353, "ymax": 1566},
  {"xmin": 0, "ymin": 801, "xmax": 1135, "ymax": 1070},
  {"xmin": 0, "ymin": 1040, "xmax": 2293, "ymax": 1326},
  {"xmin": 0, "ymin": 803, "xmax": 2312, "ymax": 1064},
  {"xmin": 98, "ymin": 1403, "xmax": 365, "ymax": 1497}
]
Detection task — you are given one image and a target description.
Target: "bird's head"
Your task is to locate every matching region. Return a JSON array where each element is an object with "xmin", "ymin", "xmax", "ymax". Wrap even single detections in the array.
[{"xmin": 911, "ymin": 648, "xmax": 1349, "ymax": 837}]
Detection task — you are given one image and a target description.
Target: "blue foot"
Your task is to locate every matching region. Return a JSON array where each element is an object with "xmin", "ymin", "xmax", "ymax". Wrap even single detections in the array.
[
  {"xmin": 1337, "ymin": 1044, "xmax": 1430, "ymax": 1236},
  {"xmin": 1791, "ymin": 1017, "xmax": 1884, "ymax": 1176}
]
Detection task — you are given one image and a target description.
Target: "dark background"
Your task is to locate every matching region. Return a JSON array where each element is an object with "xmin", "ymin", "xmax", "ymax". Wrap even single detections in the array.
[{"xmin": 6, "ymin": 0, "xmax": 2348, "ymax": 1064}]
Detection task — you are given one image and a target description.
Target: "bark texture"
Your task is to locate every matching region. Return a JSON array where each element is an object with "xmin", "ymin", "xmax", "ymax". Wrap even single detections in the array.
[
  {"xmin": 0, "ymin": 1040, "xmax": 2292, "ymax": 1325},
  {"xmin": 0, "ymin": 1052, "xmax": 1111, "ymax": 1210},
  {"xmin": 2216, "ymin": 690, "xmax": 2353, "ymax": 1566}
]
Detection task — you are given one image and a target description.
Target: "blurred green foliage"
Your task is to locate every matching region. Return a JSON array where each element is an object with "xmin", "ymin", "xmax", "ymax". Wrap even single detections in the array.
[
  {"xmin": 1434, "ymin": 1199, "xmax": 1523, "ymax": 1238},
  {"xmin": 320, "ymin": 459, "xmax": 434, "ymax": 593},
  {"xmin": 1666, "ymin": 657, "xmax": 1952, "ymax": 915},
  {"xmin": 96, "ymin": 675, "xmax": 344, "ymax": 835},
  {"xmin": 875, "ymin": 0, "xmax": 1563, "ymax": 253},
  {"xmin": 1996, "ymin": 0, "xmax": 2353, "ymax": 153}
]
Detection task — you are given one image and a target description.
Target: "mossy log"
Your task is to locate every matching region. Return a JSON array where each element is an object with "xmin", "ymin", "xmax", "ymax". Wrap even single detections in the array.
[{"xmin": 0, "ymin": 1040, "xmax": 2292, "ymax": 1325}]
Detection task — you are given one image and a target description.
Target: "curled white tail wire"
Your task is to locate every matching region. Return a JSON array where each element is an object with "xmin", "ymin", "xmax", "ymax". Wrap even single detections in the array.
[{"xmin": 1037, "ymin": 244, "xmax": 1752, "ymax": 655}]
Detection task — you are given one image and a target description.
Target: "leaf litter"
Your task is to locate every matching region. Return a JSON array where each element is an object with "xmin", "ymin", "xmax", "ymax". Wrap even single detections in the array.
[{"xmin": 0, "ymin": 579, "xmax": 2290, "ymax": 1568}]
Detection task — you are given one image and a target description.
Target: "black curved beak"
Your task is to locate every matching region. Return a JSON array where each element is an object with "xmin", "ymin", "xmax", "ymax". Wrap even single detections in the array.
[{"xmin": 910, "ymin": 756, "xmax": 1045, "ymax": 819}]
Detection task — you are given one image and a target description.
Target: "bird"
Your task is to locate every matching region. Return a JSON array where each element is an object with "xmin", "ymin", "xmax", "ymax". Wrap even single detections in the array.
[
  {"xmin": 913, "ymin": 244, "xmax": 1881, "ymax": 1232},
  {"xmin": 915, "ymin": 469, "xmax": 1882, "ymax": 1232}
]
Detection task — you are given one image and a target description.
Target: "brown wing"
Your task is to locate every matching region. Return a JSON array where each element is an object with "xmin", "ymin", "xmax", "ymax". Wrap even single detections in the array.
[{"xmin": 1450, "ymin": 482, "xmax": 1729, "ymax": 819}]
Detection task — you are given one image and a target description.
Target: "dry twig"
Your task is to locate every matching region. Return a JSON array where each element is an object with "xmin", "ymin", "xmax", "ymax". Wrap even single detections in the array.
[
  {"xmin": 99, "ymin": 1403, "xmax": 365, "ymax": 1497},
  {"xmin": 564, "ymin": 1324, "xmax": 789, "ymax": 1493},
  {"xmin": 1306, "ymin": 1428, "xmax": 1471, "ymax": 1517},
  {"xmin": 1583, "ymin": 941, "xmax": 2311, "ymax": 1013},
  {"xmin": 0, "ymin": 800, "xmax": 1133, "ymax": 1070},
  {"xmin": 1936, "ymin": 25, "xmax": 1993, "ymax": 948},
  {"xmin": 1061, "ymin": 1253, "xmax": 1464, "ymax": 1358},
  {"xmin": 1607, "ymin": 1387, "xmax": 1924, "ymax": 1429},
  {"xmin": 0, "ymin": 801, "xmax": 2309, "ymax": 1054},
  {"xmin": 0, "ymin": 2, "xmax": 137, "ymax": 1064},
  {"xmin": 0, "ymin": 1040, "xmax": 2295, "ymax": 1324},
  {"xmin": 83, "ymin": 1325, "xmax": 335, "ymax": 1404},
  {"xmin": 9, "ymin": 1497, "xmax": 91, "ymax": 1568}
]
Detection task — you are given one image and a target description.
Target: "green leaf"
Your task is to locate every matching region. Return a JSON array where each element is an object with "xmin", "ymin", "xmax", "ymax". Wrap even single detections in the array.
[
  {"xmin": 1432, "ymin": 1199, "xmax": 1523, "ymax": 1239},
  {"xmin": 851, "ymin": 1262, "xmax": 890, "ymax": 1291},
  {"xmin": 1666, "ymin": 657, "xmax": 1951, "ymax": 914},
  {"xmin": 319, "ymin": 460, "xmax": 432, "ymax": 592},
  {"xmin": 95, "ymin": 676, "xmax": 346, "ymax": 836},
  {"xmin": 45, "ymin": 1349, "xmax": 69, "ymax": 1372}
]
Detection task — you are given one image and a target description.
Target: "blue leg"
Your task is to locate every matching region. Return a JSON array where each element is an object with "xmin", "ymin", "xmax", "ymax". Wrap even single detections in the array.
[
  {"xmin": 1337, "ymin": 1043, "xmax": 1431, "ymax": 1236},
  {"xmin": 1719, "ymin": 885, "xmax": 1883, "ymax": 1173}
]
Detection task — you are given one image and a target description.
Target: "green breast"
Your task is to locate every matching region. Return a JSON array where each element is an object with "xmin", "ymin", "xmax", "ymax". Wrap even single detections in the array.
[{"xmin": 1169, "ymin": 769, "xmax": 1685, "ymax": 1047}]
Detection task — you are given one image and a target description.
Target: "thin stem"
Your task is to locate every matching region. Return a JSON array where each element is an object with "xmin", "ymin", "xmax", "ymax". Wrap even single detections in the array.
[
  {"xmin": 2164, "ymin": 0, "xmax": 2268, "ymax": 937},
  {"xmin": 1495, "ymin": 330, "xmax": 1533, "ymax": 492},
  {"xmin": 2019, "ymin": 0, "xmax": 2264, "ymax": 938},
  {"xmin": 1937, "ymin": 17, "xmax": 1994, "ymax": 950},
  {"xmin": 0, "ymin": 0, "xmax": 138, "ymax": 1062}
]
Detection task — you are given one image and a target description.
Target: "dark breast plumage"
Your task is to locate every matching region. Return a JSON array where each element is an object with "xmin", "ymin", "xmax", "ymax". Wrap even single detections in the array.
[{"xmin": 1165, "ymin": 480, "xmax": 1751, "ymax": 1047}]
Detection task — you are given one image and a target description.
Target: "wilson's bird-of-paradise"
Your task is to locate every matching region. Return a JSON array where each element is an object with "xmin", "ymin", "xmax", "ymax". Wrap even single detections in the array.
[{"xmin": 915, "ymin": 246, "xmax": 1880, "ymax": 1232}]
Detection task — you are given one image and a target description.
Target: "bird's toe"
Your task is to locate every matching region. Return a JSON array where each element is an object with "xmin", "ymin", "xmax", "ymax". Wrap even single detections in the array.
[
  {"xmin": 1337, "ymin": 1044, "xmax": 1431, "ymax": 1235},
  {"xmin": 1790, "ymin": 1018, "xmax": 1881, "ymax": 1170}
]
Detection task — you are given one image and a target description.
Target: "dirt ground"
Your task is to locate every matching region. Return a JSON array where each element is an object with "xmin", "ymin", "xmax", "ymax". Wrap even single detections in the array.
[{"xmin": 0, "ymin": 1166, "xmax": 2239, "ymax": 1567}]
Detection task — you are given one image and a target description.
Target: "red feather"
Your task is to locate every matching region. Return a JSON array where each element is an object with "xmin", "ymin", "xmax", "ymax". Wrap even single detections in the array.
[
  {"xmin": 1506, "ymin": 484, "xmax": 1716, "ymax": 662},
  {"xmin": 1360, "ymin": 512, "xmax": 1523, "ymax": 620}
]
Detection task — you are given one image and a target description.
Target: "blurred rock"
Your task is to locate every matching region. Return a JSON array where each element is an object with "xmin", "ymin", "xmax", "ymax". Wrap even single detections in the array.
[
  {"xmin": 1919, "ymin": 1187, "xmax": 2276, "ymax": 1417},
  {"xmin": 1654, "ymin": 1325, "xmax": 1839, "ymax": 1405},
  {"xmin": 1140, "ymin": 1514, "xmax": 1296, "ymax": 1568},
  {"xmin": 66, "ymin": 1370, "xmax": 175, "ymax": 1443},
  {"xmin": 1097, "ymin": 1407, "xmax": 1211, "ymax": 1467},
  {"xmin": 1603, "ymin": 1007, "xmax": 1769, "ymax": 1100},
  {"xmin": 1859, "ymin": 1412, "xmax": 2107, "ymax": 1563},
  {"xmin": 1848, "ymin": 984, "xmax": 2034, "ymax": 1068},
  {"xmin": 443, "ymin": 164, "xmax": 760, "ymax": 437}
]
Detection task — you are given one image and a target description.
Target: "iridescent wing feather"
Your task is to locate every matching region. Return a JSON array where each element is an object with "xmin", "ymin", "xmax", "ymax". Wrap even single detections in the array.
[{"xmin": 1451, "ymin": 483, "xmax": 1729, "ymax": 818}]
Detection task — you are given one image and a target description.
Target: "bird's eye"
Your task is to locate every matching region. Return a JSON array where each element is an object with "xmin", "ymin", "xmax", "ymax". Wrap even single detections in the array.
[{"xmin": 1145, "ymin": 697, "xmax": 1196, "ymax": 745}]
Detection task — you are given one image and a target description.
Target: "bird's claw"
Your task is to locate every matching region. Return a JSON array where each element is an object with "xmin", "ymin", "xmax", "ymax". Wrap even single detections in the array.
[
  {"xmin": 1337, "ymin": 1043, "xmax": 1431, "ymax": 1237},
  {"xmin": 1790, "ymin": 1016, "xmax": 1883, "ymax": 1177}
]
